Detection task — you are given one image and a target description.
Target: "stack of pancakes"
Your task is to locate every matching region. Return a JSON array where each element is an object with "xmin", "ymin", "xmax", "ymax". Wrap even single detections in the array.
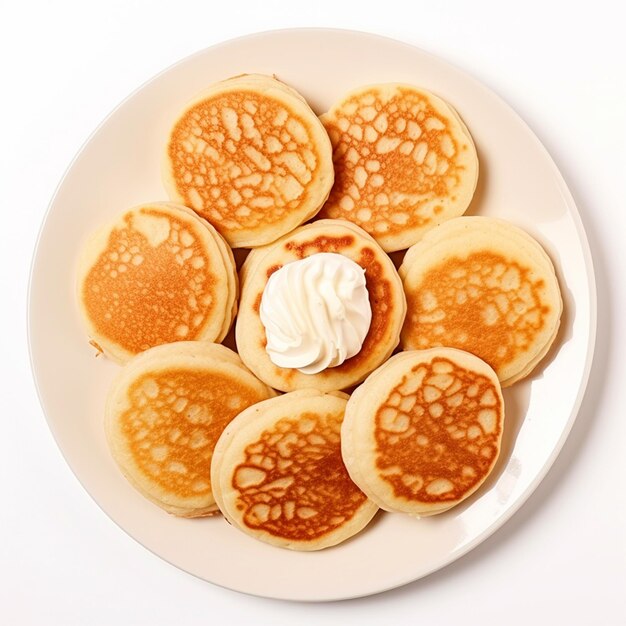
[
  {"xmin": 236, "ymin": 218, "xmax": 406, "ymax": 392},
  {"xmin": 319, "ymin": 83, "xmax": 478, "ymax": 252},
  {"xmin": 105, "ymin": 342, "xmax": 275, "ymax": 517},
  {"xmin": 341, "ymin": 348, "xmax": 504, "ymax": 516},
  {"xmin": 77, "ymin": 202, "xmax": 237, "ymax": 364},
  {"xmin": 76, "ymin": 73, "xmax": 563, "ymax": 551},
  {"xmin": 211, "ymin": 390, "xmax": 378, "ymax": 550},
  {"xmin": 399, "ymin": 216, "xmax": 562, "ymax": 386},
  {"xmin": 163, "ymin": 74, "xmax": 334, "ymax": 248}
]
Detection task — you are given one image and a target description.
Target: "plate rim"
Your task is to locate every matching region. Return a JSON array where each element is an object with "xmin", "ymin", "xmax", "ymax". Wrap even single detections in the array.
[{"xmin": 27, "ymin": 27, "xmax": 598, "ymax": 601}]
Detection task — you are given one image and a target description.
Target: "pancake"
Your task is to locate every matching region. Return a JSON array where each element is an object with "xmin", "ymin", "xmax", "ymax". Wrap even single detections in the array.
[
  {"xmin": 163, "ymin": 74, "xmax": 334, "ymax": 248},
  {"xmin": 318, "ymin": 83, "xmax": 479, "ymax": 252},
  {"xmin": 211, "ymin": 390, "xmax": 378, "ymax": 550},
  {"xmin": 341, "ymin": 348, "xmax": 504, "ymax": 516},
  {"xmin": 77, "ymin": 202, "xmax": 237, "ymax": 364},
  {"xmin": 235, "ymin": 218, "xmax": 407, "ymax": 392},
  {"xmin": 105, "ymin": 341, "xmax": 276, "ymax": 517},
  {"xmin": 400, "ymin": 216, "xmax": 562, "ymax": 386}
]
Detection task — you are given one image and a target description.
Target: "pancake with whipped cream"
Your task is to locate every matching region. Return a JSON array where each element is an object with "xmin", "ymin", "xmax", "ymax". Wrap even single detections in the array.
[
  {"xmin": 400, "ymin": 217, "xmax": 562, "ymax": 386},
  {"xmin": 341, "ymin": 348, "xmax": 504, "ymax": 516},
  {"xmin": 105, "ymin": 342, "xmax": 275, "ymax": 517},
  {"xmin": 77, "ymin": 202, "xmax": 238, "ymax": 364},
  {"xmin": 163, "ymin": 74, "xmax": 334, "ymax": 248},
  {"xmin": 236, "ymin": 219, "xmax": 406, "ymax": 392},
  {"xmin": 260, "ymin": 253, "xmax": 372, "ymax": 374},
  {"xmin": 211, "ymin": 390, "xmax": 378, "ymax": 550},
  {"xmin": 318, "ymin": 83, "xmax": 478, "ymax": 252}
]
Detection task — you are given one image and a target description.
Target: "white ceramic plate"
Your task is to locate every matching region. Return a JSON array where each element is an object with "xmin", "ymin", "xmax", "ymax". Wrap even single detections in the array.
[{"xmin": 28, "ymin": 29, "xmax": 596, "ymax": 601}]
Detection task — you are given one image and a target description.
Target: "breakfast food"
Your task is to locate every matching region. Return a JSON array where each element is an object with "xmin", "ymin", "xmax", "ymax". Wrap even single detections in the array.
[
  {"xmin": 73, "ymin": 69, "xmax": 567, "ymax": 553},
  {"xmin": 399, "ymin": 216, "xmax": 562, "ymax": 386},
  {"xmin": 341, "ymin": 348, "xmax": 504, "ymax": 516},
  {"xmin": 260, "ymin": 252, "xmax": 372, "ymax": 374},
  {"xmin": 211, "ymin": 389, "xmax": 378, "ymax": 550},
  {"xmin": 318, "ymin": 83, "xmax": 479, "ymax": 251},
  {"xmin": 77, "ymin": 202, "xmax": 238, "ymax": 364},
  {"xmin": 236, "ymin": 218, "xmax": 407, "ymax": 392},
  {"xmin": 105, "ymin": 341, "xmax": 276, "ymax": 517},
  {"xmin": 163, "ymin": 74, "xmax": 334, "ymax": 248}
]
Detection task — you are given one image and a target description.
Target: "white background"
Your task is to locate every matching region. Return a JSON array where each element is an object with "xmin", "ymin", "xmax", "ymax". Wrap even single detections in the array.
[{"xmin": 2, "ymin": 0, "xmax": 625, "ymax": 624}]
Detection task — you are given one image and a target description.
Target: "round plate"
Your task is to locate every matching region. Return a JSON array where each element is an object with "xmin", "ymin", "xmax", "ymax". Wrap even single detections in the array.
[{"xmin": 28, "ymin": 29, "xmax": 596, "ymax": 601}]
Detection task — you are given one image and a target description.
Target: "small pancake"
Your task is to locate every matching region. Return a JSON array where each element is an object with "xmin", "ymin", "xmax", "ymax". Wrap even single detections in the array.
[
  {"xmin": 77, "ymin": 202, "xmax": 237, "ymax": 364},
  {"xmin": 341, "ymin": 348, "xmax": 504, "ymax": 516},
  {"xmin": 163, "ymin": 74, "xmax": 334, "ymax": 248},
  {"xmin": 105, "ymin": 342, "xmax": 275, "ymax": 517},
  {"xmin": 236, "ymin": 219, "xmax": 407, "ymax": 392},
  {"xmin": 399, "ymin": 216, "xmax": 562, "ymax": 386},
  {"xmin": 318, "ymin": 83, "xmax": 479, "ymax": 252},
  {"xmin": 211, "ymin": 390, "xmax": 378, "ymax": 550}
]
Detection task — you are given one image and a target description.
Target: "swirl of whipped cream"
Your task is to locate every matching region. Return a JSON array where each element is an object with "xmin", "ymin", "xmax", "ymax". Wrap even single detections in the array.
[{"xmin": 259, "ymin": 253, "xmax": 372, "ymax": 374}]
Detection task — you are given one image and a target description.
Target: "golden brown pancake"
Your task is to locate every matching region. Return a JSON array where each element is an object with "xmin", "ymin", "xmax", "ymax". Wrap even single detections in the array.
[
  {"xmin": 341, "ymin": 348, "xmax": 504, "ymax": 516},
  {"xmin": 318, "ymin": 83, "xmax": 479, "ymax": 252},
  {"xmin": 400, "ymin": 216, "xmax": 562, "ymax": 386},
  {"xmin": 163, "ymin": 74, "xmax": 334, "ymax": 248},
  {"xmin": 105, "ymin": 342, "xmax": 276, "ymax": 517},
  {"xmin": 76, "ymin": 202, "xmax": 237, "ymax": 364},
  {"xmin": 235, "ymin": 219, "xmax": 406, "ymax": 392},
  {"xmin": 211, "ymin": 390, "xmax": 378, "ymax": 550}
]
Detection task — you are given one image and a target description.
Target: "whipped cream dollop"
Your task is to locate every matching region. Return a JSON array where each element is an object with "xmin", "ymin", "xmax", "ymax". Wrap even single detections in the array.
[{"xmin": 259, "ymin": 253, "xmax": 372, "ymax": 374}]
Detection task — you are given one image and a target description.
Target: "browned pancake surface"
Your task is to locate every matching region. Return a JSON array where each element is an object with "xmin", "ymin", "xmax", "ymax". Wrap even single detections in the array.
[
  {"xmin": 167, "ymin": 92, "xmax": 322, "ymax": 236},
  {"xmin": 320, "ymin": 86, "xmax": 472, "ymax": 242},
  {"xmin": 82, "ymin": 207, "xmax": 216, "ymax": 354},
  {"xmin": 232, "ymin": 411, "xmax": 367, "ymax": 541},
  {"xmin": 120, "ymin": 368, "xmax": 261, "ymax": 501},
  {"xmin": 375, "ymin": 356, "xmax": 502, "ymax": 504},
  {"xmin": 404, "ymin": 251, "xmax": 551, "ymax": 374}
]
